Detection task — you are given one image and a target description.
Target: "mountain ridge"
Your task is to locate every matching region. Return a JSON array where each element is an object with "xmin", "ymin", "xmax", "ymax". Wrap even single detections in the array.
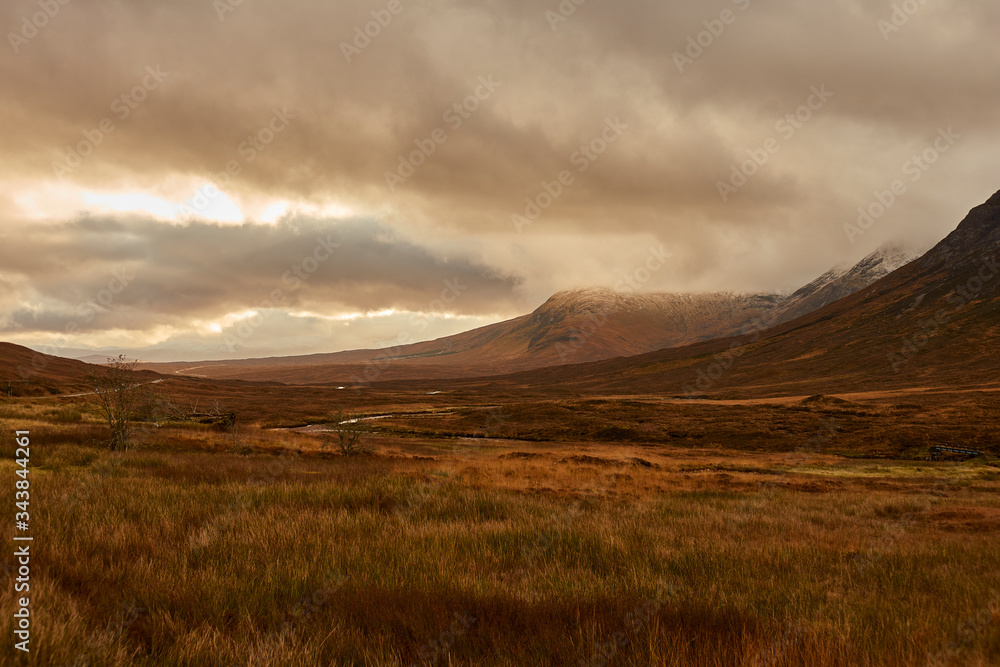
[
  {"xmin": 133, "ymin": 244, "xmax": 919, "ymax": 383},
  {"xmin": 461, "ymin": 189, "xmax": 1000, "ymax": 398}
]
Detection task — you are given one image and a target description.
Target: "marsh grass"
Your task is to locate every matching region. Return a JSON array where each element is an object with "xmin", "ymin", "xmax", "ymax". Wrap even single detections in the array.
[{"xmin": 1, "ymin": 417, "xmax": 999, "ymax": 666}]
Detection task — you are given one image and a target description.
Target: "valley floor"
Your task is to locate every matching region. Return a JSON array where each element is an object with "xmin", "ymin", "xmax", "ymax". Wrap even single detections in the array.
[{"xmin": 2, "ymin": 394, "xmax": 999, "ymax": 666}]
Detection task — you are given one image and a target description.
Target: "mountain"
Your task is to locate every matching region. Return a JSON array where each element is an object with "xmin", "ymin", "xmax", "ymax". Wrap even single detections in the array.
[
  {"xmin": 139, "ymin": 245, "xmax": 917, "ymax": 384},
  {"xmin": 768, "ymin": 243, "xmax": 915, "ymax": 323},
  {"xmin": 465, "ymin": 190, "xmax": 1000, "ymax": 398},
  {"xmin": 138, "ymin": 290, "xmax": 781, "ymax": 383}
]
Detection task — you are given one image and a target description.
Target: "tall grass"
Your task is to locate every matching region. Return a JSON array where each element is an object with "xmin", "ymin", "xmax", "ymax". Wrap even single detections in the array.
[{"xmin": 1, "ymin": 422, "xmax": 998, "ymax": 665}]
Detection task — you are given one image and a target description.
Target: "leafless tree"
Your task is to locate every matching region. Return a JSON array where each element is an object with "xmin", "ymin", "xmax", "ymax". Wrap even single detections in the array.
[
  {"xmin": 321, "ymin": 412, "xmax": 375, "ymax": 456},
  {"xmin": 88, "ymin": 355, "xmax": 149, "ymax": 451}
]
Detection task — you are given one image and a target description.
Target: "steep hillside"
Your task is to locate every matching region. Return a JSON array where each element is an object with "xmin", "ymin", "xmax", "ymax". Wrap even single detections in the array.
[{"xmin": 470, "ymin": 190, "xmax": 1000, "ymax": 398}]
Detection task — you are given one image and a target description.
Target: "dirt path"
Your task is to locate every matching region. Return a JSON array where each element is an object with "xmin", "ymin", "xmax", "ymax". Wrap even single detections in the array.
[{"xmin": 172, "ymin": 365, "xmax": 217, "ymax": 377}]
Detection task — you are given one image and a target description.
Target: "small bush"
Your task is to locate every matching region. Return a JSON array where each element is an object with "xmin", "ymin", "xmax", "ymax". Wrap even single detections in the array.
[{"xmin": 321, "ymin": 413, "xmax": 375, "ymax": 456}]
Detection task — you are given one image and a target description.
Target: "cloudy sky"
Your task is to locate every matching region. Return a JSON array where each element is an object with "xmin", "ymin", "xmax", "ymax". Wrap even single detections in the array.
[{"xmin": 1, "ymin": 0, "xmax": 998, "ymax": 360}]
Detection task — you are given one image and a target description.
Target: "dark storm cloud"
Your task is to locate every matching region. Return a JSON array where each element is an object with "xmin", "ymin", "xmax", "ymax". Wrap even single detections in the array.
[
  {"xmin": 0, "ymin": 215, "xmax": 521, "ymax": 334},
  {"xmin": 2, "ymin": 0, "xmax": 997, "ymax": 222}
]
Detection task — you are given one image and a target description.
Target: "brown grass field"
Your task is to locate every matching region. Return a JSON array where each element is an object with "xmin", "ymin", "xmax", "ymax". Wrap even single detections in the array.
[{"xmin": 2, "ymin": 387, "xmax": 999, "ymax": 666}]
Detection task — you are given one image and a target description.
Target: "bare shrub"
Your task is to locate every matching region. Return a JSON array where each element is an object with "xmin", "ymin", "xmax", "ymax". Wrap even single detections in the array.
[
  {"xmin": 321, "ymin": 413, "xmax": 375, "ymax": 456},
  {"xmin": 88, "ymin": 355, "xmax": 151, "ymax": 452}
]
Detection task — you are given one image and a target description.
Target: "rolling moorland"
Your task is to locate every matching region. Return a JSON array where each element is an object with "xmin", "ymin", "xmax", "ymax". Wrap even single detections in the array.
[{"xmin": 2, "ymin": 193, "xmax": 1000, "ymax": 665}]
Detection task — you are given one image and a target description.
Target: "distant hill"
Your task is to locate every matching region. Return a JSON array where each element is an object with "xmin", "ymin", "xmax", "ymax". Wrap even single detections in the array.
[
  {"xmin": 139, "ymin": 245, "xmax": 918, "ymax": 384},
  {"xmin": 0, "ymin": 342, "xmax": 98, "ymax": 395}
]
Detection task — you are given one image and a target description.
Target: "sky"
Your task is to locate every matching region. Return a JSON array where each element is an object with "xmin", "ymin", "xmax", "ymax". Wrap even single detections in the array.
[{"xmin": 1, "ymin": 0, "xmax": 999, "ymax": 361}]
